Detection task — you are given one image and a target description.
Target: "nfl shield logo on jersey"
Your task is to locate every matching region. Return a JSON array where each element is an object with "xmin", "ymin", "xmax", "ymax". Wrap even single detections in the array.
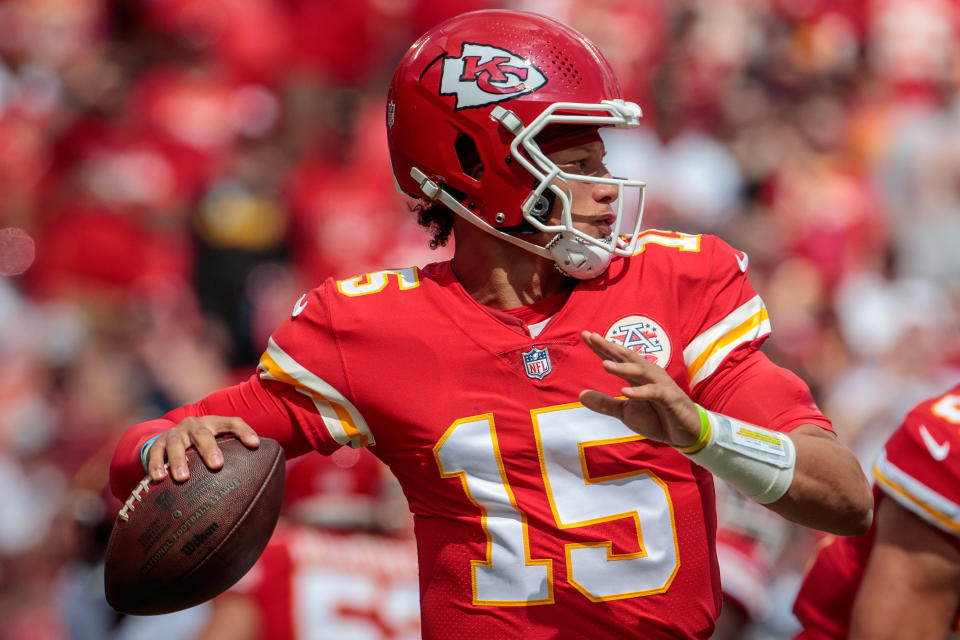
[{"xmin": 522, "ymin": 346, "xmax": 552, "ymax": 380}]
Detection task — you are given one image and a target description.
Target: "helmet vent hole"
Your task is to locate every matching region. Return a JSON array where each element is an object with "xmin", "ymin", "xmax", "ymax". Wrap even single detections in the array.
[
  {"xmin": 529, "ymin": 44, "xmax": 581, "ymax": 89},
  {"xmin": 454, "ymin": 132, "xmax": 482, "ymax": 180}
]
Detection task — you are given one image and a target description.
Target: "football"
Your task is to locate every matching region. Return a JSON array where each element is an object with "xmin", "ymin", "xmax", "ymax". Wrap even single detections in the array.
[{"xmin": 104, "ymin": 436, "xmax": 285, "ymax": 615}]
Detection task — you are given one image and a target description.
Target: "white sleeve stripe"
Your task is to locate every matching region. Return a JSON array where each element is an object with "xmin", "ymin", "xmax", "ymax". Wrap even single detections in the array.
[
  {"xmin": 261, "ymin": 338, "xmax": 374, "ymax": 446},
  {"xmin": 308, "ymin": 393, "xmax": 358, "ymax": 447},
  {"xmin": 259, "ymin": 369, "xmax": 354, "ymax": 446},
  {"xmin": 683, "ymin": 295, "xmax": 771, "ymax": 388},
  {"xmin": 874, "ymin": 451, "xmax": 960, "ymax": 535}
]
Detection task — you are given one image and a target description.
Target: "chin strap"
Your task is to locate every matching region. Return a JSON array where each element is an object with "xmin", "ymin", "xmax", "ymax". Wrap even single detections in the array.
[
  {"xmin": 410, "ymin": 167, "xmax": 613, "ymax": 280},
  {"xmin": 546, "ymin": 232, "xmax": 613, "ymax": 279}
]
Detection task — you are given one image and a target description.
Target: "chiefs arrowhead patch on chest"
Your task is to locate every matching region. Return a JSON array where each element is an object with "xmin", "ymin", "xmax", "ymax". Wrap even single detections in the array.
[{"xmin": 604, "ymin": 315, "xmax": 672, "ymax": 367}]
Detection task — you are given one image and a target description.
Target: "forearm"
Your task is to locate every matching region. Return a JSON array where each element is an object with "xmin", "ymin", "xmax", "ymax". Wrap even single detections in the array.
[
  {"xmin": 767, "ymin": 424, "xmax": 872, "ymax": 535},
  {"xmin": 683, "ymin": 416, "xmax": 872, "ymax": 535},
  {"xmin": 109, "ymin": 418, "xmax": 177, "ymax": 499},
  {"xmin": 694, "ymin": 352, "xmax": 872, "ymax": 534},
  {"xmin": 109, "ymin": 375, "xmax": 318, "ymax": 498}
]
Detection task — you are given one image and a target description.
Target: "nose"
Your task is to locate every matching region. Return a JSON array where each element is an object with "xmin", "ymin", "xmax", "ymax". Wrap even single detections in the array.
[{"xmin": 592, "ymin": 174, "xmax": 618, "ymax": 205}]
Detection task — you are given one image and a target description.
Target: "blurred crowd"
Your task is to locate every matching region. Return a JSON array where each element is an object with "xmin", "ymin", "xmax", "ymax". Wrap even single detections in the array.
[{"xmin": 0, "ymin": 0, "xmax": 958, "ymax": 638}]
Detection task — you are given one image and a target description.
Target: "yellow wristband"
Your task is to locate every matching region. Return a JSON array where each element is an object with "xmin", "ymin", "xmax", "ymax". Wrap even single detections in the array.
[{"xmin": 675, "ymin": 405, "xmax": 712, "ymax": 454}]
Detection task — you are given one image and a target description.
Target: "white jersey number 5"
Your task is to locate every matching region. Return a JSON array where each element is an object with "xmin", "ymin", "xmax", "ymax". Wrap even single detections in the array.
[{"xmin": 434, "ymin": 402, "xmax": 680, "ymax": 606}]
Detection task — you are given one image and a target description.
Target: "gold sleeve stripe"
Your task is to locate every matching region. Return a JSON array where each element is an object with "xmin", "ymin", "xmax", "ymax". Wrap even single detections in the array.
[
  {"xmin": 258, "ymin": 338, "xmax": 373, "ymax": 447},
  {"xmin": 683, "ymin": 295, "xmax": 771, "ymax": 389},
  {"xmin": 873, "ymin": 452, "xmax": 960, "ymax": 535},
  {"xmin": 258, "ymin": 351, "xmax": 367, "ymax": 447}
]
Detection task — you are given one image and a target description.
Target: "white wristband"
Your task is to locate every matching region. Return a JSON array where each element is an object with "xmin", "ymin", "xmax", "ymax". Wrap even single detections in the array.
[{"xmin": 680, "ymin": 406, "xmax": 796, "ymax": 504}]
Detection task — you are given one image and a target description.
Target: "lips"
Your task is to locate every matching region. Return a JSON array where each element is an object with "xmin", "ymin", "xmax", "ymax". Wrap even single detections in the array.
[{"xmin": 595, "ymin": 214, "xmax": 615, "ymax": 237}]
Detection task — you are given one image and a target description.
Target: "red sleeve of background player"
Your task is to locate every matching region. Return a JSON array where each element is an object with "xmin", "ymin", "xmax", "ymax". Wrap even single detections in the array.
[{"xmin": 872, "ymin": 384, "xmax": 960, "ymax": 551}]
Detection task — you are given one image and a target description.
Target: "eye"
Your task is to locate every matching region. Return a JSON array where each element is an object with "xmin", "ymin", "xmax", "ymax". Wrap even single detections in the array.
[{"xmin": 560, "ymin": 158, "xmax": 589, "ymax": 172}]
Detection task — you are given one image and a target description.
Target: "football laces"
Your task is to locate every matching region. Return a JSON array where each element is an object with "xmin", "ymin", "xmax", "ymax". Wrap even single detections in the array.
[{"xmin": 118, "ymin": 471, "xmax": 163, "ymax": 522}]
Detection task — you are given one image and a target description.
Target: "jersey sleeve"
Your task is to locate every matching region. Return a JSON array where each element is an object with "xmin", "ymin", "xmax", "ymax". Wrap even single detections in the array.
[
  {"xmin": 873, "ymin": 387, "xmax": 960, "ymax": 545},
  {"xmin": 679, "ymin": 236, "xmax": 832, "ymax": 433},
  {"xmin": 109, "ymin": 373, "xmax": 324, "ymax": 499},
  {"xmin": 258, "ymin": 284, "xmax": 375, "ymax": 450},
  {"xmin": 109, "ymin": 283, "xmax": 372, "ymax": 500},
  {"xmin": 680, "ymin": 236, "xmax": 771, "ymax": 393},
  {"xmin": 692, "ymin": 348, "xmax": 834, "ymax": 433}
]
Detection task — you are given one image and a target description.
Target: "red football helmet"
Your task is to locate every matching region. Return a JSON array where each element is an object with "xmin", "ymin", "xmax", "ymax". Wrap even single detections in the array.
[{"xmin": 387, "ymin": 10, "xmax": 647, "ymax": 279}]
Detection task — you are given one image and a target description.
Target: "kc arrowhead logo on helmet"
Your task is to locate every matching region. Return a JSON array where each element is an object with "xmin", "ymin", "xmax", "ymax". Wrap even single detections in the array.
[{"xmin": 440, "ymin": 43, "xmax": 548, "ymax": 110}]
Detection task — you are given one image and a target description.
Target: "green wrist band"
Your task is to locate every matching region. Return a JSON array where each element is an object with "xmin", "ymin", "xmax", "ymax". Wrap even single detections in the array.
[{"xmin": 675, "ymin": 405, "xmax": 712, "ymax": 454}]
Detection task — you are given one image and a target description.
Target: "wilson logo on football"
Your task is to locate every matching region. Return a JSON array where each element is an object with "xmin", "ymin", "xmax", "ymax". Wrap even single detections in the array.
[{"xmin": 440, "ymin": 43, "xmax": 547, "ymax": 110}]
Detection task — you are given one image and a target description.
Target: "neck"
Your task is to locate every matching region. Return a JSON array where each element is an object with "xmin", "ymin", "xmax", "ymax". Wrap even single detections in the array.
[{"xmin": 450, "ymin": 219, "xmax": 574, "ymax": 310}]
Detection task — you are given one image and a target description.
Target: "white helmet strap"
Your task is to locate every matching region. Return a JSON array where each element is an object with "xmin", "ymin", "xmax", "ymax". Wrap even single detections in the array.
[{"xmin": 546, "ymin": 232, "xmax": 613, "ymax": 279}]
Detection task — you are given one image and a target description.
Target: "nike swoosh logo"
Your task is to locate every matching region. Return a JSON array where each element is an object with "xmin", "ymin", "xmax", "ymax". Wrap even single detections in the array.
[
  {"xmin": 919, "ymin": 424, "xmax": 950, "ymax": 461},
  {"xmin": 735, "ymin": 251, "xmax": 749, "ymax": 273},
  {"xmin": 292, "ymin": 294, "xmax": 309, "ymax": 317}
]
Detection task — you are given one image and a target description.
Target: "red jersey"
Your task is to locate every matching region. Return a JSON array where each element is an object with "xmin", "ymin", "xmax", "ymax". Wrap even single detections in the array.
[
  {"xmin": 111, "ymin": 231, "xmax": 832, "ymax": 639},
  {"xmin": 229, "ymin": 523, "xmax": 420, "ymax": 640},
  {"xmin": 793, "ymin": 385, "xmax": 960, "ymax": 639}
]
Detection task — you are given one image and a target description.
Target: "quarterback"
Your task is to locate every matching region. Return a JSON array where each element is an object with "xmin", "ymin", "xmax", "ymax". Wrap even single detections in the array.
[
  {"xmin": 793, "ymin": 384, "xmax": 960, "ymax": 639},
  {"xmin": 109, "ymin": 10, "xmax": 871, "ymax": 639}
]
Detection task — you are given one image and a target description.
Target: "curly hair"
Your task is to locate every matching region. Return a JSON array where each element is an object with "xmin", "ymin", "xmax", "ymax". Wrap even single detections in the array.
[{"xmin": 408, "ymin": 198, "xmax": 454, "ymax": 249}]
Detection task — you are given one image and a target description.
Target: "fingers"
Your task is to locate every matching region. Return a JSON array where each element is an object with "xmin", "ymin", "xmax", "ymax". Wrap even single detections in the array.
[
  {"xmin": 579, "ymin": 389, "xmax": 625, "ymax": 419},
  {"xmin": 600, "ymin": 359, "xmax": 653, "ymax": 385},
  {"xmin": 164, "ymin": 426, "xmax": 191, "ymax": 482},
  {"xmin": 192, "ymin": 423, "xmax": 223, "ymax": 471},
  {"xmin": 191, "ymin": 416, "xmax": 259, "ymax": 468},
  {"xmin": 219, "ymin": 417, "xmax": 260, "ymax": 449},
  {"xmin": 146, "ymin": 416, "xmax": 261, "ymax": 484},
  {"xmin": 581, "ymin": 331, "xmax": 670, "ymax": 378},
  {"xmin": 581, "ymin": 330, "xmax": 635, "ymax": 363},
  {"xmin": 147, "ymin": 435, "xmax": 170, "ymax": 482}
]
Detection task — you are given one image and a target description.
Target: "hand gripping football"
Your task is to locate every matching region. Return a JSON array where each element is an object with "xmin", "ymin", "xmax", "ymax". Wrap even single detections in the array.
[{"xmin": 104, "ymin": 436, "xmax": 285, "ymax": 615}]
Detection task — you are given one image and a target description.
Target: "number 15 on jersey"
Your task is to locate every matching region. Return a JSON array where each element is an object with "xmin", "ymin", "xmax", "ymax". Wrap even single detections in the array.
[{"xmin": 434, "ymin": 403, "xmax": 681, "ymax": 606}]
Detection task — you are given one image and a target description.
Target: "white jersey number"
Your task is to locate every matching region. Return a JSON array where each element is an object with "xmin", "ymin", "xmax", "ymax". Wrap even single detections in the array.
[
  {"xmin": 434, "ymin": 403, "xmax": 679, "ymax": 605},
  {"xmin": 932, "ymin": 394, "xmax": 960, "ymax": 425}
]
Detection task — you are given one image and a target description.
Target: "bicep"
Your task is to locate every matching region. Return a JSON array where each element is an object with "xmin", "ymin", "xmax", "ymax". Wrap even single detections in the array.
[
  {"xmin": 692, "ymin": 347, "xmax": 833, "ymax": 434},
  {"xmin": 850, "ymin": 497, "xmax": 960, "ymax": 640}
]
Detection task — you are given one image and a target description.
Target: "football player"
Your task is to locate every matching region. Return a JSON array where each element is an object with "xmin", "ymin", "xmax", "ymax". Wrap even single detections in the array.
[
  {"xmin": 793, "ymin": 384, "xmax": 960, "ymax": 639},
  {"xmin": 109, "ymin": 10, "xmax": 871, "ymax": 639}
]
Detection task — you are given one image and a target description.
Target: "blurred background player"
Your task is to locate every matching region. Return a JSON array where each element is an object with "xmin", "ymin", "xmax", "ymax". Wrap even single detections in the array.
[
  {"xmin": 792, "ymin": 384, "xmax": 960, "ymax": 639},
  {"xmin": 196, "ymin": 447, "xmax": 419, "ymax": 640}
]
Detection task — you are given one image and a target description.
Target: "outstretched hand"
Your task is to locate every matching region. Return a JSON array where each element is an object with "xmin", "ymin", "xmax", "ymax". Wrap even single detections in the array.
[
  {"xmin": 146, "ymin": 416, "xmax": 260, "ymax": 483},
  {"xmin": 579, "ymin": 331, "xmax": 702, "ymax": 449}
]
